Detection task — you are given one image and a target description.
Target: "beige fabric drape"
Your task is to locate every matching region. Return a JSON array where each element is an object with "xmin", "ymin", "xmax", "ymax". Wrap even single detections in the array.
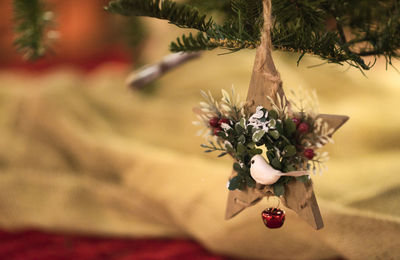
[{"xmin": 0, "ymin": 52, "xmax": 399, "ymax": 260}]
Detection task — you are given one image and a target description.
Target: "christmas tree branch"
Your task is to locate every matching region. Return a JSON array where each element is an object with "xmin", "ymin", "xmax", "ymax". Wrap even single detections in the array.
[
  {"xmin": 13, "ymin": 0, "xmax": 50, "ymax": 60},
  {"xmin": 106, "ymin": 0, "xmax": 213, "ymax": 32}
]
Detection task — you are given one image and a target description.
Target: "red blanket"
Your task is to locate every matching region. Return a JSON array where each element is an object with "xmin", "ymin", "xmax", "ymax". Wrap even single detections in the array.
[{"xmin": 0, "ymin": 230, "xmax": 238, "ymax": 260}]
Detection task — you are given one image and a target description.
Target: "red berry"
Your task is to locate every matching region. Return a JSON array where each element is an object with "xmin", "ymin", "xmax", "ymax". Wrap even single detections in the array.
[
  {"xmin": 304, "ymin": 148, "xmax": 315, "ymax": 160},
  {"xmin": 292, "ymin": 117, "xmax": 301, "ymax": 127},
  {"xmin": 262, "ymin": 208, "xmax": 285, "ymax": 229},
  {"xmin": 218, "ymin": 118, "xmax": 230, "ymax": 125},
  {"xmin": 213, "ymin": 127, "xmax": 222, "ymax": 136},
  {"xmin": 297, "ymin": 122, "xmax": 310, "ymax": 134},
  {"xmin": 209, "ymin": 117, "xmax": 220, "ymax": 127}
]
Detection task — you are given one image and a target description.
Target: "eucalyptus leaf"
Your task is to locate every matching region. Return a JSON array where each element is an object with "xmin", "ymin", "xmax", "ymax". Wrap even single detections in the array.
[
  {"xmin": 296, "ymin": 175, "xmax": 309, "ymax": 183},
  {"xmin": 271, "ymin": 157, "xmax": 282, "ymax": 169},
  {"xmin": 276, "ymin": 121, "xmax": 284, "ymax": 134},
  {"xmin": 268, "ymin": 130, "xmax": 280, "ymax": 140},
  {"xmin": 235, "ymin": 122, "xmax": 244, "ymax": 134},
  {"xmin": 246, "ymin": 175, "xmax": 256, "ymax": 187},
  {"xmin": 269, "ymin": 119, "xmax": 276, "ymax": 128},
  {"xmin": 284, "ymin": 118, "xmax": 297, "ymax": 136},
  {"xmin": 229, "ymin": 174, "xmax": 247, "ymax": 190},
  {"xmin": 228, "ymin": 176, "xmax": 241, "ymax": 190},
  {"xmin": 238, "ymin": 135, "xmax": 246, "ymax": 143},
  {"xmin": 239, "ymin": 118, "xmax": 246, "ymax": 129},
  {"xmin": 224, "ymin": 141, "xmax": 233, "ymax": 151},
  {"xmin": 252, "ymin": 129, "xmax": 265, "ymax": 142},
  {"xmin": 283, "ymin": 145, "xmax": 297, "ymax": 157},
  {"xmin": 217, "ymin": 131, "xmax": 227, "ymax": 138},
  {"xmin": 266, "ymin": 150, "xmax": 275, "ymax": 163},
  {"xmin": 248, "ymin": 148, "xmax": 262, "ymax": 157},
  {"xmin": 284, "ymin": 164, "xmax": 296, "ymax": 172},
  {"xmin": 268, "ymin": 110, "xmax": 278, "ymax": 119},
  {"xmin": 237, "ymin": 143, "xmax": 246, "ymax": 154},
  {"xmin": 273, "ymin": 183, "xmax": 285, "ymax": 196},
  {"xmin": 233, "ymin": 162, "xmax": 242, "ymax": 173}
]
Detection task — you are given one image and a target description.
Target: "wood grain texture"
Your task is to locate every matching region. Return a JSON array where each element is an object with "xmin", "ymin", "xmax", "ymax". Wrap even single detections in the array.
[{"xmin": 282, "ymin": 179, "xmax": 324, "ymax": 230}]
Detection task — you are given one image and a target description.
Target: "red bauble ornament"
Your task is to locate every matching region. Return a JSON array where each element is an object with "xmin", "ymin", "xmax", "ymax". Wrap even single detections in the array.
[
  {"xmin": 297, "ymin": 122, "xmax": 310, "ymax": 134},
  {"xmin": 292, "ymin": 117, "xmax": 301, "ymax": 127},
  {"xmin": 213, "ymin": 127, "xmax": 222, "ymax": 135},
  {"xmin": 218, "ymin": 118, "xmax": 230, "ymax": 125},
  {"xmin": 304, "ymin": 148, "xmax": 315, "ymax": 160},
  {"xmin": 262, "ymin": 208, "xmax": 285, "ymax": 229},
  {"xmin": 209, "ymin": 117, "xmax": 220, "ymax": 127}
]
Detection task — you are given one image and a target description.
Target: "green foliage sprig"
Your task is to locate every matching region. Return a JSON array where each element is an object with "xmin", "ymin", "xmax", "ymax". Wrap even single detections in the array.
[
  {"xmin": 107, "ymin": 0, "xmax": 400, "ymax": 70},
  {"xmin": 194, "ymin": 88, "xmax": 332, "ymax": 196},
  {"xmin": 106, "ymin": 0, "xmax": 213, "ymax": 32},
  {"xmin": 13, "ymin": 0, "xmax": 52, "ymax": 60}
]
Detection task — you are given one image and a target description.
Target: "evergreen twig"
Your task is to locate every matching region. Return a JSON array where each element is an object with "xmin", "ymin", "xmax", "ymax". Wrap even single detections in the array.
[
  {"xmin": 13, "ymin": 0, "xmax": 49, "ymax": 60},
  {"xmin": 107, "ymin": 0, "xmax": 400, "ymax": 70},
  {"xmin": 106, "ymin": 0, "xmax": 213, "ymax": 32}
]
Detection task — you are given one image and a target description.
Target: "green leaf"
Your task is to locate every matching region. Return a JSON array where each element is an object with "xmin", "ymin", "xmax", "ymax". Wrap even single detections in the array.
[
  {"xmin": 268, "ymin": 130, "xmax": 280, "ymax": 140},
  {"xmin": 296, "ymin": 175, "xmax": 309, "ymax": 183},
  {"xmin": 284, "ymin": 118, "xmax": 297, "ymax": 136},
  {"xmin": 218, "ymin": 152, "xmax": 227, "ymax": 157},
  {"xmin": 284, "ymin": 164, "xmax": 296, "ymax": 172},
  {"xmin": 239, "ymin": 118, "xmax": 246, "ymax": 129},
  {"xmin": 246, "ymin": 175, "xmax": 256, "ymax": 188},
  {"xmin": 238, "ymin": 135, "xmax": 246, "ymax": 143},
  {"xmin": 271, "ymin": 157, "xmax": 282, "ymax": 169},
  {"xmin": 273, "ymin": 183, "xmax": 285, "ymax": 197},
  {"xmin": 235, "ymin": 122, "xmax": 244, "ymax": 134},
  {"xmin": 228, "ymin": 175, "xmax": 247, "ymax": 191},
  {"xmin": 237, "ymin": 143, "xmax": 246, "ymax": 154},
  {"xmin": 268, "ymin": 110, "xmax": 278, "ymax": 119},
  {"xmin": 266, "ymin": 150, "xmax": 275, "ymax": 163},
  {"xmin": 269, "ymin": 119, "xmax": 276, "ymax": 128},
  {"xmin": 276, "ymin": 121, "xmax": 284, "ymax": 134},
  {"xmin": 228, "ymin": 176, "xmax": 241, "ymax": 190},
  {"xmin": 233, "ymin": 162, "xmax": 242, "ymax": 173},
  {"xmin": 217, "ymin": 131, "xmax": 227, "ymax": 138},
  {"xmin": 252, "ymin": 129, "xmax": 265, "ymax": 142},
  {"xmin": 283, "ymin": 145, "xmax": 297, "ymax": 157},
  {"xmin": 247, "ymin": 125, "xmax": 254, "ymax": 133},
  {"xmin": 251, "ymin": 148, "xmax": 263, "ymax": 155}
]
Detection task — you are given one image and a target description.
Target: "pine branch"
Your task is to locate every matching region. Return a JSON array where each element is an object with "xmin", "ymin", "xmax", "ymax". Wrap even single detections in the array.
[
  {"xmin": 170, "ymin": 33, "xmax": 218, "ymax": 52},
  {"xmin": 13, "ymin": 0, "xmax": 50, "ymax": 60},
  {"xmin": 170, "ymin": 32, "xmax": 259, "ymax": 52},
  {"xmin": 106, "ymin": 0, "xmax": 214, "ymax": 32},
  {"xmin": 106, "ymin": 0, "xmax": 400, "ymax": 70}
]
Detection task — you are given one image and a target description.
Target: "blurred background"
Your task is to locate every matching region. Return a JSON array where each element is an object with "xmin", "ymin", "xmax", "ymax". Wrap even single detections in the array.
[{"xmin": 0, "ymin": 0, "xmax": 400, "ymax": 260}]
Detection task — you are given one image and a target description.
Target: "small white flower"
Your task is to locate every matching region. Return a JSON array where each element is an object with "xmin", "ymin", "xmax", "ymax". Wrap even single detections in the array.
[
  {"xmin": 252, "ymin": 106, "xmax": 265, "ymax": 119},
  {"xmin": 247, "ymin": 106, "xmax": 273, "ymax": 133},
  {"xmin": 262, "ymin": 124, "xmax": 270, "ymax": 132}
]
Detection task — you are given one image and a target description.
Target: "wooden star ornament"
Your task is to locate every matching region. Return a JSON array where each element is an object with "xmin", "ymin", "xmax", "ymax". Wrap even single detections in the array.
[{"xmin": 224, "ymin": 0, "xmax": 349, "ymax": 230}]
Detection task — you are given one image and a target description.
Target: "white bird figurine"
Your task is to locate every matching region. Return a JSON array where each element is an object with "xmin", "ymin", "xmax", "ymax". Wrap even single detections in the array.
[{"xmin": 250, "ymin": 155, "xmax": 309, "ymax": 185}]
